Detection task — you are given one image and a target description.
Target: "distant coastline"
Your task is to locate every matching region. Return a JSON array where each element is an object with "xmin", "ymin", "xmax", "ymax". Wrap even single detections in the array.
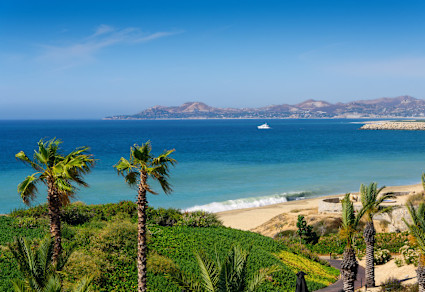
[{"xmin": 105, "ymin": 95, "xmax": 425, "ymax": 120}]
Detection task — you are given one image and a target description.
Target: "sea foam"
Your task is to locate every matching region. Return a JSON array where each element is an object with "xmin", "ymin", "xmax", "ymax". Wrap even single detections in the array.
[{"xmin": 184, "ymin": 192, "xmax": 309, "ymax": 213}]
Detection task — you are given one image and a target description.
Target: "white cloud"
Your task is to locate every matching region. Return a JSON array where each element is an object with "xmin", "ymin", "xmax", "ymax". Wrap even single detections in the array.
[{"xmin": 36, "ymin": 25, "xmax": 182, "ymax": 69}]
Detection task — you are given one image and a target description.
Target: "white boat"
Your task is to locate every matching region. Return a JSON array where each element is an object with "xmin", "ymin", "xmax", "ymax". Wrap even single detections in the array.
[{"xmin": 257, "ymin": 123, "xmax": 271, "ymax": 129}]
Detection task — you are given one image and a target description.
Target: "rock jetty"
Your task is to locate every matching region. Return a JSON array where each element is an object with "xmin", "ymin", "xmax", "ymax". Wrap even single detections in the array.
[{"xmin": 360, "ymin": 121, "xmax": 425, "ymax": 130}]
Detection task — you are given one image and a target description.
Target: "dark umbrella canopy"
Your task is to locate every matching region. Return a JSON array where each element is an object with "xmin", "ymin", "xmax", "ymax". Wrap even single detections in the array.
[{"xmin": 296, "ymin": 271, "xmax": 309, "ymax": 292}]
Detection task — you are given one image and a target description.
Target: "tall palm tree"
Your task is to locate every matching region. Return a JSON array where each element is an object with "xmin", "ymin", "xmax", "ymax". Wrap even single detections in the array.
[
  {"xmin": 403, "ymin": 202, "xmax": 425, "ymax": 292},
  {"xmin": 15, "ymin": 139, "xmax": 94, "ymax": 262},
  {"xmin": 114, "ymin": 141, "xmax": 176, "ymax": 292},
  {"xmin": 167, "ymin": 245, "xmax": 279, "ymax": 292},
  {"xmin": 359, "ymin": 182, "xmax": 395, "ymax": 287},
  {"xmin": 10, "ymin": 236, "xmax": 92, "ymax": 292},
  {"xmin": 339, "ymin": 193, "xmax": 366, "ymax": 292}
]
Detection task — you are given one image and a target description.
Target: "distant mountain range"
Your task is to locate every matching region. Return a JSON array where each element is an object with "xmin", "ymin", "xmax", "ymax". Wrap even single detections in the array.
[{"xmin": 105, "ymin": 95, "xmax": 425, "ymax": 119}]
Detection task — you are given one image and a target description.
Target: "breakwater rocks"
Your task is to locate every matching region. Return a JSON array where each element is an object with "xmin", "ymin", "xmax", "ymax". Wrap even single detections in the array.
[{"xmin": 360, "ymin": 121, "xmax": 425, "ymax": 130}]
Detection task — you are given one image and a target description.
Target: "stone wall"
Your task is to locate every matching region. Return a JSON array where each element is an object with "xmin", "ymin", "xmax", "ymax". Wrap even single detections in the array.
[
  {"xmin": 318, "ymin": 198, "xmax": 412, "ymax": 232},
  {"xmin": 360, "ymin": 121, "xmax": 425, "ymax": 130}
]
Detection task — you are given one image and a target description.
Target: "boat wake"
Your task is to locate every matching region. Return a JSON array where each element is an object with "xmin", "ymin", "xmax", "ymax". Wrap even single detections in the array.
[{"xmin": 184, "ymin": 191, "xmax": 313, "ymax": 213}]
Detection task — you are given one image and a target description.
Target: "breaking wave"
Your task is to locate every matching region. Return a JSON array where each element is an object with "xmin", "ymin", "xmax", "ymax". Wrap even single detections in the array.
[{"xmin": 184, "ymin": 192, "xmax": 313, "ymax": 213}]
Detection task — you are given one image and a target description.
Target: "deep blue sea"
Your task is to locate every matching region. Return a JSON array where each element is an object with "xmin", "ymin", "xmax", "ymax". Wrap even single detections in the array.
[{"xmin": 1, "ymin": 119, "xmax": 425, "ymax": 214}]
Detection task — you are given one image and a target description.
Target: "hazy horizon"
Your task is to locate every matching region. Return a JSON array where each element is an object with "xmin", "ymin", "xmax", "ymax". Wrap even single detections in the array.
[{"xmin": 2, "ymin": 0, "xmax": 425, "ymax": 119}]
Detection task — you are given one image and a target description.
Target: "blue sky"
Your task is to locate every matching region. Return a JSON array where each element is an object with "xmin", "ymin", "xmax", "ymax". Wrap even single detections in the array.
[{"xmin": 1, "ymin": 0, "xmax": 425, "ymax": 119}]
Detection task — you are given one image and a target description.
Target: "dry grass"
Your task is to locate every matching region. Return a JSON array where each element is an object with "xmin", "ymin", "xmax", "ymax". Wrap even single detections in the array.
[
  {"xmin": 406, "ymin": 191, "xmax": 425, "ymax": 206},
  {"xmin": 251, "ymin": 209, "xmax": 342, "ymax": 237}
]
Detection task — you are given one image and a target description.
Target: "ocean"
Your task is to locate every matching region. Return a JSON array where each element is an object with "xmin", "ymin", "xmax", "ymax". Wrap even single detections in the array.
[{"xmin": 1, "ymin": 119, "xmax": 425, "ymax": 214}]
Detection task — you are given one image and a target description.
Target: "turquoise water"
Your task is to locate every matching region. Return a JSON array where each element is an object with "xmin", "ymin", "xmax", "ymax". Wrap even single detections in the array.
[{"xmin": 1, "ymin": 119, "xmax": 425, "ymax": 213}]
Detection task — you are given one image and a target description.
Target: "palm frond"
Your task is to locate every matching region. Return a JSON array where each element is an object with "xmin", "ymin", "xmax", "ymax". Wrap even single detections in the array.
[
  {"xmin": 341, "ymin": 193, "xmax": 355, "ymax": 230},
  {"xmin": 422, "ymin": 172, "xmax": 425, "ymax": 191},
  {"xmin": 55, "ymin": 178, "xmax": 73, "ymax": 194},
  {"xmin": 72, "ymin": 276, "xmax": 93, "ymax": 292},
  {"xmin": 195, "ymin": 251, "xmax": 220, "ymax": 292},
  {"xmin": 123, "ymin": 171, "xmax": 138, "ymax": 187},
  {"xmin": 246, "ymin": 265, "xmax": 280, "ymax": 292},
  {"xmin": 11, "ymin": 278, "xmax": 28, "ymax": 292},
  {"xmin": 43, "ymin": 275, "xmax": 62, "ymax": 292},
  {"xmin": 404, "ymin": 202, "xmax": 425, "ymax": 252},
  {"xmin": 131, "ymin": 143, "xmax": 152, "ymax": 163},
  {"xmin": 114, "ymin": 157, "xmax": 135, "ymax": 174},
  {"xmin": 16, "ymin": 151, "xmax": 44, "ymax": 172},
  {"xmin": 9, "ymin": 237, "xmax": 33, "ymax": 279},
  {"xmin": 37, "ymin": 237, "xmax": 54, "ymax": 282},
  {"xmin": 165, "ymin": 268, "xmax": 202, "ymax": 292},
  {"xmin": 152, "ymin": 149, "xmax": 177, "ymax": 167},
  {"xmin": 45, "ymin": 139, "xmax": 62, "ymax": 168},
  {"xmin": 153, "ymin": 172, "xmax": 173, "ymax": 194},
  {"xmin": 404, "ymin": 218, "xmax": 425, "ymax": 252},
  {"xmin": 17, "ymin": 174, "xmax": 41, "ymax": 205}
]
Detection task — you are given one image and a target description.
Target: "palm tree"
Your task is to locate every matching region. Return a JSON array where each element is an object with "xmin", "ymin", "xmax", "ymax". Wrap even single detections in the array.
[
  {"xmin": 359, "ymin": 182, "xmax": 395, "ymax": 287},
  {"xmin": 16, "ymin": 139, "xmax": 94, "ymax": 262},
  {"xmin": 403, "ymin": 202, "xmax": 425, "ymax": 292},
  {"xmin": 339, "ymin": 193, "xmax": 366, "ymax": 292},
  {"xmin": 114, "ymin": 141, "xmax": 176, "ymax": 292},
  {"xmin": 167, "ymin": 245, "xmax": 279, "ymax": 292},
  {"xmin": 10, "ymin": 236, "xmax": 92, "ymax": 292}
]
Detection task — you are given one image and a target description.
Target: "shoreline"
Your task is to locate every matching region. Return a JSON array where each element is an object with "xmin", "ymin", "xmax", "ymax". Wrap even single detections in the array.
[{"xmin": 217, "ymin": 183, "xmax": 423, "ymax": 231}]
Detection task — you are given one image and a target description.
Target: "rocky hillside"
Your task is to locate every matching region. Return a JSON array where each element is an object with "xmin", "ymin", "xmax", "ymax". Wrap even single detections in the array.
[{"xmin": 105, "ymin": 95, "xmax": 425, "ymax": 119}]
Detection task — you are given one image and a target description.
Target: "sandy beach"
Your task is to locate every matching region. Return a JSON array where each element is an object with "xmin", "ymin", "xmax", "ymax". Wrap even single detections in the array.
[{"xmin": 217, "ymin": 183, "xmax": 423, "ymax": 232}]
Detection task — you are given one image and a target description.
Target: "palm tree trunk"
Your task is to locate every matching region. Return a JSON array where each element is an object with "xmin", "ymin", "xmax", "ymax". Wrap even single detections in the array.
[
  {"xmin": 137, "ymin": 172, "xmax": 148, "ymax": 292},
  {"xmin": 417, "ymin": 262, "xmax": 425, "ymax": 292},
  {"xmin": 364, "ymin": 221, "xmax": 376, "ymax": 287},
  {"xmin": 341, "ymin": 247, "xmax": 358, "ymax": 292},
  {"xmin": 47, "ymin": 179, "xmax": 62, "ymax": 263}
]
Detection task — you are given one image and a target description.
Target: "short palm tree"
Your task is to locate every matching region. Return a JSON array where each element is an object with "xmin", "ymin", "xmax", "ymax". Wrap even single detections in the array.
[
  {"xmin": 167, "ymin": 245, "xmax": 279, "ymax": 292},
  {"xmin": 404, "ymin": 202, "xmax": 425, "ymax": 292},
  {"xmin": 10, "ymin": 236, "xmax": 92, "ymax": 292},
  {"xmin": 359, "ymin": 182, "xmax": 395, "ymax": 287},
  {"xmin": 16, "ymin": 139, "xmax": 94, "ymax": 262},
  {"xmin": 15, "ymin": 139, "xmax": 94, "ymax": 261},
  {"xmin": 340, "ymin": 193, "xmax": 366, "ymax": 292},
  {"xmin": 114, "ymin": 141, "xmax": 176, "ymax": 292}
]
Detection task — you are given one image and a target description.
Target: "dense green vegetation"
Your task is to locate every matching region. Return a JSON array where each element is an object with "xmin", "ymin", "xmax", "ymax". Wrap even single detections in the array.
[
  {"xmin": 0, "ymin": 202, "xmax": 338, "ymax": 291},
  {"xmin": 277, "ymin": 228, "xmax": 410, "ymax": 255}
]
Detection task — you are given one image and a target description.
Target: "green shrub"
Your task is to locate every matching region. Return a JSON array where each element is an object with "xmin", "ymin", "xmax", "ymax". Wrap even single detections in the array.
[
  {"xmin": 400, "ymin": 245, "xmax": 419, "ymax": 266},
  {"xmin": 147, "ymin": 251, "xmax": 178, "ymax": 275},
  {"xmin": 296, "ymin": 215, "xmax": 319, "ymax": 244},
  {"xmin": 99, "ymin": 201, "xmax": 137, "ymax": 220},
  {"xmin": 10, "ymin": 204, "xmax": 49, "ymax": 218},
  {"xmin": 12, "ymin": 217, "xmax": 48, "ymax": 229},
  {"xmin": 176, "ymin": 211, "xmax": 222, "ymax": 227},
  {"xmin": 0, "ymin": 217, "xmax": 46, "ymax": 245},
  {"xmin": 394, "ymin": 256, "xmax": 404, "ymax": 267},
  {"xmin": 277, "ymin": 237, "xmax": 330, "ymax": 267},
  {"xmin": 374, "ymin": 249, "xmax": 391, "ymax": 265},
  {"xmin": 62, "ymin": 202, "xmax": 96, "ymax": 225},
  {"xmin": 380, "ymin": 277, "xmax": 403, "ymax": 291},
  {"xmin": 306, "ymin": 232, "xmax": 409, "ymax": 255},
  {"xmin": 147, "ymin": 208, "xmax": 182, "ymax": 226}
]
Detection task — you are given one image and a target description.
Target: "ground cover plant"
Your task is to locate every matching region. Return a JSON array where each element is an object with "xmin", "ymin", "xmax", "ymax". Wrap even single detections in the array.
[
  {"xmin": 0, "ymin": 201, "xmax": 338, "ymax": 291},
  {"xmin": 278, "ymin": 232, "xmax": 410, "ymax": 255}
]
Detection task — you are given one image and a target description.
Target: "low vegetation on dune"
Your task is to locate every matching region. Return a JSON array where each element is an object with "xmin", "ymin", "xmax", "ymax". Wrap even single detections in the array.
[{"xmin": 0, "ymin": 201, "xmax": 338, "ymax": 291}]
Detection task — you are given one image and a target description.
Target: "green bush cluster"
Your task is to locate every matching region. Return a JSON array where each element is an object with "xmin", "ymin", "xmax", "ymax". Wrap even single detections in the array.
[
  {"xmin": 11, "ymin": 201, "xmax": 223, "ymax": 228},
  {"xmin": 304, "ymin": 232, "xmax": 409, "ymax": 255},
  {"xmin": 374, "ymin": 249, "xmax": 391, "ymax": 265},
  {"xmin": 380, "ymin": 277, "xmax": 418, "ymax": 292},
  {"xmin": 276, "ymin": 236, "xmax": 330, "ymax": 267},
  {"xmin": 400, "ymin": 245, "xmax": 419, "ymax": 266},
  {"xmin": 176, "ymin": 211, "xmax": 223, "ymax": 227},
  {"xmin": 1, "ymin": 203, "xmax": 337, "ymax": 291}
]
